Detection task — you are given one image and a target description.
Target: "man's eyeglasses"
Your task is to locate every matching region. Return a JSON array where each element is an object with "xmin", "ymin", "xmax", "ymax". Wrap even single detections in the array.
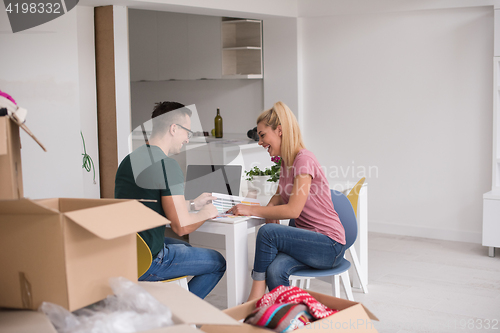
[{"xmin": 176, "ymin": 124, "xmax": 194, "ymax": 139}]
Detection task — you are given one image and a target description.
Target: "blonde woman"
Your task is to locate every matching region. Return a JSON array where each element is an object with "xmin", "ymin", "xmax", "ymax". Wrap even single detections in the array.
[{"xmin": 227, "ymin": 101, "xmax": 346, "ymax": 301}]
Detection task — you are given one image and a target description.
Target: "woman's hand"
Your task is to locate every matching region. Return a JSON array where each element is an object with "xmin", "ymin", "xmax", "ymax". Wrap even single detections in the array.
[
  {"xmin": 193, "ymin": 193, "xmax": 217, "ymax": 210},
  {"xmin": 265, "ymin": 218, "xmax": 280, "ymax": 224},
  {"xmin": 227, "ymin": 204, "xmax": 253, "ymax": 216}
]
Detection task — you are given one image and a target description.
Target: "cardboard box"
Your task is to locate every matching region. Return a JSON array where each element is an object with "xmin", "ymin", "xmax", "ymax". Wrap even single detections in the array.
[
  {"xmin": 0, "ymin": 116, "xmax": 23, "ymax": 200},
  {"xmin": 0, "ymin": 283, "xmax": 240, "ymax": 333},
  {"xmin": 202, "ymin": 290, "xmax": 379, "ymax": 332},
  {"xmin": 0, "ymin": 310, "xmax": 57, "ymax": 333},
  {"xmin": 0, "ymin": 197, "xmax": 171, "ymax": 311},
  {"xmin": 140, "ymin": 283, "xmax": 240, "ymax": 329}
]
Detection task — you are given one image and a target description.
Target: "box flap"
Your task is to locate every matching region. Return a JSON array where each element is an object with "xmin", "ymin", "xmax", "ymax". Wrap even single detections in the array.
[
  {"xmin": 200, "ymin": 299, "xmax": 271, "ymax": 333},
  {"xmin": 0, "ymin": 198, "xmax": 59, "ymax": 216},
  {"xmin": 0, "ymin": 310, "xmax": 57, "ymax": 333},
  {"xmin": 360, "ymin": 304, "xmax": 378, "ymax": 321},
  {"xmin": 201, "ymin": 323, "xmax": 270, "ymax": 333},
  {"xmin": 308, "ymin": 290, "xmax": 378, "ymax": 321},
  {"xmin": 139, "ymin": 282, "xmax": 240, "ymax": 326},
  {"xmin": 35, "ymin": 198, "xmax": 61, "ymax": 211},
  {"xmin": 141, "ymin": 325, "xmax": 202, "ymax": 333},
  {"xmin": 56, "ymin": 198, "xmax": 129, "ymax": 213},
  {"xmin": 63, "ymin": 200, "xmax": 170, "ymax": 240},
  {"xmin": 221, "ymin": 299, "xmax": 258, "ymax": 320},
  {"xmin": 308, "ymin": 303, "xmax": 378, "ymax": 332}
]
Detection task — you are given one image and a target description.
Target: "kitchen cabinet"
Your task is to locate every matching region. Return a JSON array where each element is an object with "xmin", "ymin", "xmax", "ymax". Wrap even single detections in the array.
[
  {"xmin": 222, "ymin": 19, "xmax": 263, "ymax": 79},
  {"xmin": 187, "ymin": 14, "xmax": 222, "ymax": 80},
  {"xmin": 157, "ymin": 11, "xmax": 189, "ymax": 80},
  {"xmin": 129, "ymin": 9, "xmax": 222, "ymax": 81},
  {"xmin": 129, "ymin": 9, "xmax": 159, "ymax": 81}
]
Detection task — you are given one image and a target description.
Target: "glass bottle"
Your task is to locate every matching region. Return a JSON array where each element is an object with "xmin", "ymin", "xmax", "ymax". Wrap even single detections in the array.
[{"xmin": 214, "ymin": 108, "xmax": 223, "ymax": 138}]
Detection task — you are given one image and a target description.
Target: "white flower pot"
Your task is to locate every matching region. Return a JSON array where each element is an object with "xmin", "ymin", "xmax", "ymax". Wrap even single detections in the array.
[{"xmin": 248, "ymin": 176, "xmax": 278, "ymax": 205}]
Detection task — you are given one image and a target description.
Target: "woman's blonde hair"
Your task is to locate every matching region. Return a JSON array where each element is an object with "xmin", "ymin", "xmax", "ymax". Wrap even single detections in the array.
[{"xmin": 257, "ymin": 101, "xmax": 305, "ymax": 168}]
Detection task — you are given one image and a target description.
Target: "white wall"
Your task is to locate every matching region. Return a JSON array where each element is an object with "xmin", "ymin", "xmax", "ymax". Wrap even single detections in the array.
[
  {"xmin": 262, "ymin": 17, "xmax": 300, "ymax": 118},
  {"xmin": 77, "ymin": 7, "xmax": 101, "ymax": 198},
  {"xmin": 0, "ymin": 7, "xmax": 100, "ymax": 199},
  {"xmin": 299, "ymin": 6, "xmax": 493, "ymax": 243},
  {"xmin": 130, "ymin": 80, "xmax": 263, "ymax": 135},
  {"xmin": 113, "ymin": 6, "xmax": 133, "ymax": 166}
]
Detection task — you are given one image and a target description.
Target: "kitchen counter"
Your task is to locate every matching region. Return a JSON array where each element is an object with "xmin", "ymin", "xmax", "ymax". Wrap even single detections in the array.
[
  {"xmin": 185, "ymin": 133, "xmax": 259, "ymax": 150},
  {"xmin": 131, "ymin": 131, "xmax": 259, "ymax": 150},
  {"xmin": 130, "ymin": 131, "xmax": 271, "ymax": 183}
]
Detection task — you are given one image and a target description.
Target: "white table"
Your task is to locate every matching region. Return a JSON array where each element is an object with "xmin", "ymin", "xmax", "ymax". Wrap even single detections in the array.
[{"xmin": 190, "ymin": 217, "xmax": 265, "ymax": 307}]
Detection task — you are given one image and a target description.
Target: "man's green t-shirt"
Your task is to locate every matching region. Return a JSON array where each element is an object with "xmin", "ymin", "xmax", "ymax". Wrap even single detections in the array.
[{"xmin": 115, "ymin": 144, "xmax": 184, "ymax": 258}]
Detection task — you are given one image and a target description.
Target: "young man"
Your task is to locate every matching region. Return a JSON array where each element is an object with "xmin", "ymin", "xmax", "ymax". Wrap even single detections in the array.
[{"xmin": 115, "ymin": 101, "xmax": 225, "ymax": 299}]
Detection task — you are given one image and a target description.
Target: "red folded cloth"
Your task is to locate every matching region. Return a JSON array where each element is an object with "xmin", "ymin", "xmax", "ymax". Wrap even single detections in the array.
[{"xmin": 256, "ymin": 285, "xmax": 338, "ymax": 319}]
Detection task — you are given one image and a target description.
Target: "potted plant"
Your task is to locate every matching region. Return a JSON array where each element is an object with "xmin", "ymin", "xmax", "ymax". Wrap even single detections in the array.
[{"xmin": 245, "ymin": 156, "xmax": 281, "ymax": 198}]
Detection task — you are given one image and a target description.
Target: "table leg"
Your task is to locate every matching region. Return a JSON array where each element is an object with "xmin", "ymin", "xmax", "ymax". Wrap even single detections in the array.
[{"xmin": 225, "ymin": 222, "xmax": 250, "ymax": 307}]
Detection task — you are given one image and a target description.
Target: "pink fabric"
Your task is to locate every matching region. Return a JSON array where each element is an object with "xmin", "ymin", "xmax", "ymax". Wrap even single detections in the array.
[
  {"xmin": 256, "ymin": 285, "xmax": 338, "ymax": 319},
  {"xmin": 278, "ymin": 149, "xmax": 345, "ymax": 245},
  {"xmin": 0, "ymin": 90, "xmax": 16, "ymax": 105}
]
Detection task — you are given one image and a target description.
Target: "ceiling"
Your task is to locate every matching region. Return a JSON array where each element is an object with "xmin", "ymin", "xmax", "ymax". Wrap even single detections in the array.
[{"xmin": 78, "ymin": 0, "xmax": 497, "ymax": 19}]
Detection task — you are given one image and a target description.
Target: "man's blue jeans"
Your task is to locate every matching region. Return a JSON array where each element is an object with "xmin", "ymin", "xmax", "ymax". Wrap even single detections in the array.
[
  {"xmin": 252, "ymin": 224, "xmax": 345, "ymax": 291},
  {"xmin": 139, "ymin": 237, "xmax": 226, "ymax": 299}
]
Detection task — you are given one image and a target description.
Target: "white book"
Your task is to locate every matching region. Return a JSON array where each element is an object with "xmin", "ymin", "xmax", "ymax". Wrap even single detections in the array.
[{"xmin": 210, "ymin": 192, "xmax": 263, "ymax": 223}]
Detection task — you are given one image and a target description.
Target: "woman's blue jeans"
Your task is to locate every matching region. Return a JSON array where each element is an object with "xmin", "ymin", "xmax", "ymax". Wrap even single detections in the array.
[
  {"xmin": 139, "ymin": 237, "xmax": 226, "ymax": 299},
  {"xmin": 252, "ymin": 224, "xmax": 345, "ymax": 291}
]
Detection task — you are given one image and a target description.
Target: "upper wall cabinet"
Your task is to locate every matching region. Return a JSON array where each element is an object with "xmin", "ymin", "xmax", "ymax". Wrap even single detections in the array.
[
  {"xmin": 129, "ymin": 9, "xmax": 159, "ymax": 81},
  {"xmin": 129, "ymin": 10, "xmax": 222, "ymax": 81},
  {"xmin": 221, "ymin": 18, "xmax": 263, "ymax": 79}
]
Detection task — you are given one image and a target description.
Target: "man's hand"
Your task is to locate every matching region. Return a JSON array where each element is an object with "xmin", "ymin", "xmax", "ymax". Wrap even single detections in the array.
[
  {"xmin": 193, "ymin": 193, "xmax": 217, "ymax": 210},
  {"xmin": 227, "ymin": 204, "xmax": 253, "ymax": 216},
  {"xmin": 199, "ymin": 203, "xmax": 219, "ymax": 220},
  {"xmin": 265, "ymin": 218, "xmax": 280, "ymax": 224}
]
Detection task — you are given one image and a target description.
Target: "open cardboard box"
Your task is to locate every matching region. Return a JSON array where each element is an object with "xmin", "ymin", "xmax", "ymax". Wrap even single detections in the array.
[
  {"xmin": 0, "ymin": 197, "xmax": 172, "ymax": 311},
  {"xmin": 0, "ymin": 310, "xmax": 57, "ymax": 333},
  {"xmin": 202, "ymin": 290, "xmax": 379, "ymax": 332},
  {"xmin": 0, "ymin": 116, "xmax": 23, "ymax": 200},
  {"xmin": 0, "ymin": 283, "xmax": 240, "ymax": 333},
  {"xmin": 140, "ymin": 283, "xmax": 241, "ymax": 331}
]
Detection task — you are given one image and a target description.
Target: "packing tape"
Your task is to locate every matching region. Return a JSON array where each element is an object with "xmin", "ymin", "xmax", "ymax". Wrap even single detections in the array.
[{"xmin": 19, "ymin": 272, "xmax": 33, "ymax": 309}]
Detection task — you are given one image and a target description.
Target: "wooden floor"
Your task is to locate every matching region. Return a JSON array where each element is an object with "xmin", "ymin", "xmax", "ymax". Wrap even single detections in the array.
[{"xmin": 203, "ymin": 232, "xmax": 500, "ymax": 333}]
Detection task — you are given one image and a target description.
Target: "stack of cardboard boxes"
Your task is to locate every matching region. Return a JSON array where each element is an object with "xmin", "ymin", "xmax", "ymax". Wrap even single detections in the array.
[{"xmin": 0, "ymin": 115, "xmax": 379, "ymax": 332}]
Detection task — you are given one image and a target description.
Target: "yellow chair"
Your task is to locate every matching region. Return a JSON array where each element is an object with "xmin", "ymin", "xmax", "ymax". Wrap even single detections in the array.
[
  {"xmin": 345, "ymin": 178, "xmax": 368, "ymax": 294},
  {"xmin": 347, "ymin": 177, "xmax": 365, "ymax": 219},
  {"xmin": 136, "ymin": 234, "xmax": 189, "ymax": 290}
]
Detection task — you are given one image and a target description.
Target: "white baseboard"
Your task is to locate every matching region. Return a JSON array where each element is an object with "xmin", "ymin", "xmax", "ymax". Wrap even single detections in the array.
[{"xmin": 368, "ymin": 221, "xmax": 482, "ymax": 244}]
